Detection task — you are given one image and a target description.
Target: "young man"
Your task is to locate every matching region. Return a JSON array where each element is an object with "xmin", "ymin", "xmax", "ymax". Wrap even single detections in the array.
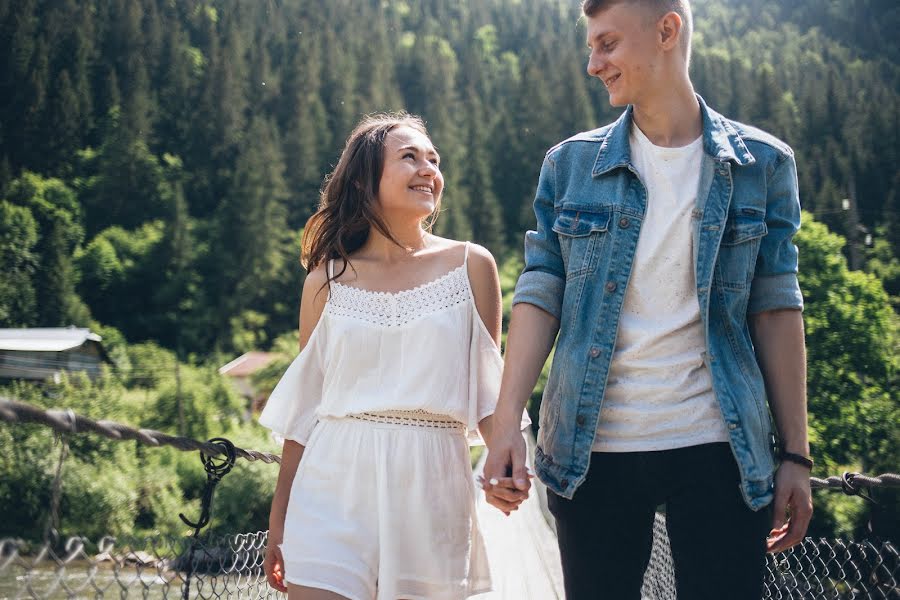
[{"xmin": 483, "ymin": 1, "xmax": 813, "ymax": 598}]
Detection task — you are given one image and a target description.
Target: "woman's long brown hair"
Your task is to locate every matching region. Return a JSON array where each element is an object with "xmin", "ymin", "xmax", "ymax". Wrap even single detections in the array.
[{"xmin": 300, "ymin": 112, "xmax": 440, "ymax": 286}]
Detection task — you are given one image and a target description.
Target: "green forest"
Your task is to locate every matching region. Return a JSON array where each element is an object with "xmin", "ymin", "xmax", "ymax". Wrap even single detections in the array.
[{"xmin": 0, "ymin": 0, "xmax": 897, "ymax": 542}]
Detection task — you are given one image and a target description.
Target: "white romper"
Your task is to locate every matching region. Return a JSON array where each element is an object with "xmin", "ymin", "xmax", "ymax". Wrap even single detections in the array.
[{"xmin": 259, "ymin": 243, "xmax": 516, "ymax": 600}]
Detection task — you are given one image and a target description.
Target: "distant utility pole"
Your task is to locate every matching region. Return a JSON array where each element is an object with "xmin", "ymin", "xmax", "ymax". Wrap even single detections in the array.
[{"xmin": 176, "ymin": 356, "xmax": 185, "ymax": 436}]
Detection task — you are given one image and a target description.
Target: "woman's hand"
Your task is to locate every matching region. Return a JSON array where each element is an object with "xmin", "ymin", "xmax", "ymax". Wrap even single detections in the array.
[
  {"xmin": 264, "ymin": 441, "xmax": 305, "ymax": 593},
  {"xmin": 482, "ymin": 418, "xmax": 532, "ymax": 515},
  {"xmin": 263, "ymin": 537, "xmax": 287, "ymax": 592}
]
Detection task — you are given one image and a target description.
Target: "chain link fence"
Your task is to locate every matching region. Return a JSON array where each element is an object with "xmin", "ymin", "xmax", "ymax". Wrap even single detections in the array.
[
  {"xmin": 2, "ymin": 525, "xmax": 896, "ymax": 599},
  {"xmin": 0, "ymin": 532, "xmax": 280, "ymax": 599},
  {"xmin": 641, "ymin": 512, "xmax": 899, "ymax": 599}
]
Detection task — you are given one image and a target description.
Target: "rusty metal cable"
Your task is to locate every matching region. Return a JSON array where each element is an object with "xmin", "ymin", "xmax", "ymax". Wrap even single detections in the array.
[{"xmin": 0, "ymin": 397, "xmax": 281, "ymax": 464}]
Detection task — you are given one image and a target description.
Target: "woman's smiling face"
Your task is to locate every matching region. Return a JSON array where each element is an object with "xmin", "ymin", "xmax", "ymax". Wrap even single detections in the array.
[{"xmin": 376, "ymin": 125, "xmax": 443, "ymax": 222}]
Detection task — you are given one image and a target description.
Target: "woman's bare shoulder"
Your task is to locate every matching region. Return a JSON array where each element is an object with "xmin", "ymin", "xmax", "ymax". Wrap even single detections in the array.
[
  {"xmin": 426, "ymin": 235, "xmax": 495, "ymax": 265},
  {"xmin": 456, "ymin": 241, "xmax": 499, "ymax": 297},
  {"xmin": 460, "ymin": 242, "xmax": 501, "ymax": 343},
  {"xmin": 304, "ymin": 262, "xmax": 329, "ymax": 289},
  {"xmin": 464, "ymin": 242, "xmax": 496, "ymax": 267},
  {"xmin": 301, "ymin": 262, "xmax": 330, "ymax": 312},
  {"xmin": 445, "ymin": 240, "xmax": 496, "ymax": 278}
]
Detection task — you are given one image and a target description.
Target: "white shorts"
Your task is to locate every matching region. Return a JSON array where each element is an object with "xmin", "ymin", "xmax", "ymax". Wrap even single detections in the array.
[{"xmin": 280, "ymin": 413, "xmax": 492, "ymax": 600}]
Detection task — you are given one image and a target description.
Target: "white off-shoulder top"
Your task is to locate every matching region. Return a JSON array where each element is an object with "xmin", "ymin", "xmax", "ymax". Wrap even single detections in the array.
[{"xmin": 259, "ymin": 243, "xmax": 526, "ymax": 445}]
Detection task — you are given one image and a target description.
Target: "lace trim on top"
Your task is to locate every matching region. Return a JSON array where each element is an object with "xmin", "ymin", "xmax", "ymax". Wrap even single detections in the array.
[{"xmin": 327, "ymin": 264, "xmax": 470, "ymax": 327}]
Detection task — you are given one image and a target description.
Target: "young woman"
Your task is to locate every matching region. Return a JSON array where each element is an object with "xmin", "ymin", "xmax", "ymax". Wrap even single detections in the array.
[{"xmin": 260, "ymin": 113, "xmax": 527, "ymax": 600}]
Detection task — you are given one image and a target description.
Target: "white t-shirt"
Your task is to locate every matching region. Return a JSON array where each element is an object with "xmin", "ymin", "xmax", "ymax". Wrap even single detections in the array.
[{"xmin": 593, "ymin": 124, "xmax": 729, "ymax": 452}]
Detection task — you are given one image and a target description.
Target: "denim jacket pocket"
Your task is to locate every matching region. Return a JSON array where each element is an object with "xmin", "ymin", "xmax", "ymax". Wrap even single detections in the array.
[
  {"xmin": 715, "ymin": 208, "xmax": 767, "ymax": 290},
  {"xmin": 552, "ymin": 208, "xmax": 611, "ymax": 279}
]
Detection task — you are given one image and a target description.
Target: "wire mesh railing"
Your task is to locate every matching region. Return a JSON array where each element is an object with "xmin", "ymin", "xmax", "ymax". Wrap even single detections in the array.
[
  {"xmin": 0, "ymin": 532, "xmax": 279, "ymax": 599},
  {"xmin": 640, "ymin": 512, "xmax": 899, "ymax": 599},
  {"xmin": 3, "ymin": 526, "xmax": 896, "ymax": 599},
  {"xmin": 765, "ymin": 537, "xmax": 899, "ymax": 599}
]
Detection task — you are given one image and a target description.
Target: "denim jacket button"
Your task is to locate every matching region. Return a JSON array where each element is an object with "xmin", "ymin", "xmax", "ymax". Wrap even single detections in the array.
[
  {"xmin": 728, "ymin": 422, "xmax": 738, "ymax": 430},
  {"xmin": 618, "ymin": 217, "xmax": 630, "ymax": 228},
  {"xmin": 576, "ymin": 414, "xmax": 586, "ymax": 426},
  {"xmin": 589, "ymin": 347, "xmax": 600, "ymax": 357},
  {"xmin": 605, "ymin": 281, "xmax": 617, "ymax": 293}
]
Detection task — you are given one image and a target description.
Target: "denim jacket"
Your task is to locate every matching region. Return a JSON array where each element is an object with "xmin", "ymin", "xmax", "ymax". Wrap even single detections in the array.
[{"xmin": 513, "ymin": 96, "xmax": 803, "ymax": 510}]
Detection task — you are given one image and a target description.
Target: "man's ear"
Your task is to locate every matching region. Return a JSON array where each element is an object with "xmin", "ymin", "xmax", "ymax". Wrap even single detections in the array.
[{"xmin": 658, "ymin": 11, "xmax": 683, "ymax": 51}]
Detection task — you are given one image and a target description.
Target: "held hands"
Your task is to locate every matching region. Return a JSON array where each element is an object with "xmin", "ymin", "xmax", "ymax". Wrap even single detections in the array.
[
  {"xmin": 263, "ymin": 537, "xmax": 287, "ymax": 592},
  {"xmin": 481, "ymin": 423, "xmax": 532, "ymax": 515},
  {"xmin": 766, "ymin": 462, "xmax": 813, "ymax": 553}
]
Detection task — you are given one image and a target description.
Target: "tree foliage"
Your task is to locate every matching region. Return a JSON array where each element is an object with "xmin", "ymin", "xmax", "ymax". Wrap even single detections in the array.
[
  {"xmin": 795, "ymin": 215, "xmax": 899, "ymax": 538},
  {"xmin": 0, "ymin": 0, "xmax": 896, "ymax": 350}
]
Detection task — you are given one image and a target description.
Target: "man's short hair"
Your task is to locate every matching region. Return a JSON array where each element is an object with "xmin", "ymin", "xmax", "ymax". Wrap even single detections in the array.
[{"xmin": 582, "ymin": 0, "xmax": 693, "ymax": 61}]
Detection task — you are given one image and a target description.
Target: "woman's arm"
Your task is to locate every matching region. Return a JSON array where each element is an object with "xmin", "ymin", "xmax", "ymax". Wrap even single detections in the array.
[
  {"xmin": 467, "ymin": 244, "xmax": 531, "ymax": 513},
  {"xmin": 264, "ymin": 264, "xmax": 329, "ymax": 590},
  {"xmin": 467, "ymin": 243, "xmax": 503, "ymax": 446},
  {"xmin": 268, "ymin": 440, "xmax": 304, "ymax": 539},
  {"xmin": 467, "ymin": 243, "xmax": 502, "ymax": 345}
]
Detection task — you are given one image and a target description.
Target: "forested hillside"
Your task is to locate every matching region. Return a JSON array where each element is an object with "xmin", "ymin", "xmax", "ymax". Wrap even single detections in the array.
[
  {"xmin": 0, "ymin": 0, "xmax": 897, "ymax": 539},
  {"xmin": 2, "ymin": 0, "xmax": 898, "ymax": 352}
]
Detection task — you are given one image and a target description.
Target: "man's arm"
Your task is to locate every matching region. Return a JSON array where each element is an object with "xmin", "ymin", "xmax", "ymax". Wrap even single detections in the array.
[
  {"xmin": 482, "ymin": 303, "xmax": 559, "ymax": 513},
  {"xmin": 745, "ymin": 149, "xmax": 810, "ymax": 551},
  {"xmin": 749, "ymin": 308, "xmax": 812, "ymax": 553},
  {"xmin": 482, "ymin": 152, "xmax": 564, "ymax": 513}
]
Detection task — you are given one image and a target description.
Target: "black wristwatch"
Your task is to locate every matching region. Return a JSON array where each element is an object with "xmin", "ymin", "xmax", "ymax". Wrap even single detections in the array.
[{"xmin": 779, "ymin": 450, "xmax": 814, "ymax": 470}]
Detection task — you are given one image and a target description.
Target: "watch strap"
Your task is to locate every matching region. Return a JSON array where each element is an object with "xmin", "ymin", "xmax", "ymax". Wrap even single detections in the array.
[{"xmin": 779, "ymin": 450, "xmax": 814, "ymax": 470}]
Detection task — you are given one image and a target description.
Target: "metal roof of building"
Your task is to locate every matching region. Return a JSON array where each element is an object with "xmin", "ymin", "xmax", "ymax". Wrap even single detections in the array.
[
  {"xmin": 0, "ymin": 328, "xmax": 103, "ymax": 352},
  {"xmin": 218, "ymin": 351, "xmax": 279, "ymax": 377}
]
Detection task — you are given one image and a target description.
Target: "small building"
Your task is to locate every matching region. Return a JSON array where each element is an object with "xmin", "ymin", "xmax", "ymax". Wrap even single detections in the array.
[
  {"xmin": 0, "ymin": 327, "xmax": 112, "ymax": 382},
  {"xmin": 218, "ymin": 351, "xmax": 280, "ymax": 409}
]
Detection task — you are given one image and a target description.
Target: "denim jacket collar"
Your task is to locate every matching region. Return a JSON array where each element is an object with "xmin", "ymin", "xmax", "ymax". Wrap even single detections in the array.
[{"xmin": 592, "ymin": 95, "xmax": 755, "ymax": 178}]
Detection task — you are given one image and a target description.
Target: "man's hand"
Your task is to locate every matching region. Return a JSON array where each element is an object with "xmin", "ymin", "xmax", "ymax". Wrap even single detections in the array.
[
  {"xmin": 263, "ymin": 538, "xmax": 287, "ymax": 592},
  {"xmin": 766, "ymin": 462, "xmax": 813, "ymax": 553},
  {"xmin": 482, "ymin": 422, "xmax": 530, "ymax": 515}
]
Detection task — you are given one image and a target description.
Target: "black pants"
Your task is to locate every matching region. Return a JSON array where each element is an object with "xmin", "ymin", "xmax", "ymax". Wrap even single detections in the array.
[{"xmin": 547, "ymin": 443, "xmax": 771, "ymax": 600}]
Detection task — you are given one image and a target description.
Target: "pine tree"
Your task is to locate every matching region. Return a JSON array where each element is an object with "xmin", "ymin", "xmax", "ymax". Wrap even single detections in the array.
[
  {"xmin": 6, "ymin": 173, "xmax": 84, "ymax": 326},
  {"xmin": 79, "ymin": 111, "xmax": 170, "ymax": 237},
  {"xmin": 281, "ymin": 32, "xmax": 329, "ymax": 226},
  {"xmin": 458, "ymin": 70, "xmax": 503, "ymax": 252},
  {"xmin": 150, "ymin": 170, "xmax": 199, "ymax": 350},
  {"xmin": 0, "ymin": 201, "xmax": 39, "ymax": 326},
  {"xmin": 209, "ymin": 116, "xmax": 291, "ymax": 349},
  {"xmin": 45, "ymin": 70, "xmax": 82, "ymax": 171},
  {"xmin": 21, "ymin": 36, "xmax": 49, "ymax": 171},
  {"xmin": 156, "ymin": 24, "xmax": 197, "ymax": 155},
  {"xmin": 0, "ymin": 0, "xmax": 37, "ymax": 168},
  {"xmin": 320, "ymin": 28, "xmax": 358, "ymax": 154}
]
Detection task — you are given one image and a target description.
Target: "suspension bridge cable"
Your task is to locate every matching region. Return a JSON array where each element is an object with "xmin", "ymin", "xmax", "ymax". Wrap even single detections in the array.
[
  {"xmin": 4, "ymin": 398, "xmax": 900, "ymax": 488},
  {"xmin": 0, "ymin": 397, "xmax": 281, "ymax": 464}
]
